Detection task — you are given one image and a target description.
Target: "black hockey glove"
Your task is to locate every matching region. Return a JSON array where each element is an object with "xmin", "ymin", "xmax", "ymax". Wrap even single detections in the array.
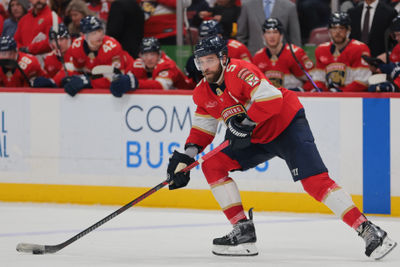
[
  {"xmin": 222, "ymin": 104, "xmax": 255, "ymax": 151},
  {"xmin": 110, "ymin": 73, "xmax": 138, "ymax": 97},
  {"xmin": 167, "ymin": 150, "xmax": 195, "ymax": 190},
  {"xmin": 368, "ymin": 82, "xmax": 396, "ymax": 92},
  {"xmin": 63, "ymin": 74, "xmax": 91, "ymax": 97},
  {"xmin": 225, "ymin": 114, "xmax": 256, "ymax": 151},
  {"xmin": 33, "ymin": 77, "xmax": 57, "ymax": 88}
]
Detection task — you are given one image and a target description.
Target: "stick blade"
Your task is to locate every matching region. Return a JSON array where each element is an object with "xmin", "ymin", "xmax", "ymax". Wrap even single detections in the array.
[{"xmin": 16, "ymin": 243, "xmax": 46, "ymax": 254}]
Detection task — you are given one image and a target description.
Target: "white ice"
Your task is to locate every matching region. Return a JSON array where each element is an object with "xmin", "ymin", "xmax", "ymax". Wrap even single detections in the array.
[{"xmin": 1, "ymin": 202, "xmax": 399, "ymax": 267}]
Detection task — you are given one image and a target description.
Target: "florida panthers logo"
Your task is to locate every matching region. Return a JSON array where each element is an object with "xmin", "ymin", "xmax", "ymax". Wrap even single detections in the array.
[
  {"xmin": 141, "ymin": 0, "xmax": 158, "ymax": 20},
  {"xmin": 265, "ymin": 70, "xmax": 284, "ymax": 88},
  {"xmin": 325, "ymin": 62, "xmax": 346, "ymax": 87}
]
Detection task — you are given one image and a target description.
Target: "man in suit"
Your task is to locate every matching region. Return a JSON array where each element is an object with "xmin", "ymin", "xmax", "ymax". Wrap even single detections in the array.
[
  {"xmin": 106, "ymin": 0, "xmax": 144, "ymax": 58},
  {"xmin": 237, "ymin": 0, "xmax": 301, "ymax": 55},
  {"xmin": 348, "ymin": 0, "xmax": 397, "ymax": 57}
]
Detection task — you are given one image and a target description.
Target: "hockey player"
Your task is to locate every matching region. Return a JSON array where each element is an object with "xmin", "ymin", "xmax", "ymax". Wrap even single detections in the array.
[
  {"xmin": 252, "ymin": 18, "xmax": 314, "ymax": 91},
  {"xmin": 185, "ymin": 20, "xmax": 252, "ymax": 84},
  {"xmin": 43, "ymin": 23, "xmax": 75, "ymax": 87},
  {"xmin": 166, "ymin": 35, "xmax": 397, "ymax": 259},
  {"xmin": 110, "ymin": 37, "xmax": 194, "ymax": 97},
  {"xmin": 63, "ymin": 15, "xmax": 125, "ymax": 96},
  {"xmin": 312, "ymin": 12, "xmax": 371, "ymax": 92},
  {"xmin": 0, "ymin": 35, "xmax": 50, "ymax": 87}
]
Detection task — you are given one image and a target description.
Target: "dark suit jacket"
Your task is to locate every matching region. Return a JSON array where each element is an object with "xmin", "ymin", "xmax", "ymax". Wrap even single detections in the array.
[
  {"xmin": 349, "ymin": 1, "xmax": 397, "ymax": 57},
  {"xmin": 106, "ymin": 0, "xmax": 144, "ymax": 58}
]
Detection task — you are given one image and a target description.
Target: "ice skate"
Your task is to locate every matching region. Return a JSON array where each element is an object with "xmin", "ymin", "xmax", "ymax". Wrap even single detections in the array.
[
  {"xmin": 212, "ymin": 208, "xmax": 258, "ymax": 256},
  {"xmin": 357, "ymin": 221, "xmax": 397, "ymax": 260}
]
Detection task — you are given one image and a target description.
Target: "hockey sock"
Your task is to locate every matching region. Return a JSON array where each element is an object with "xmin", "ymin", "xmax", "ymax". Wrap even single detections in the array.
[
  {"xmin": 210, "ymin": 176, "xmax": 246, "ymax": 225},
  {"xmin": 201, "ymin": 152, "xmax": 245, "ymax": 224},
  {"xmin": 301, "ymin": 172, "xmax": 367, "ymax": 229}
]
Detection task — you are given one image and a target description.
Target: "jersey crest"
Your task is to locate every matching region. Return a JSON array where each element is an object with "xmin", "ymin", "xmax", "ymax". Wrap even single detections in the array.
[
  {"xmin": 326, "ymin": 62, "xmax": 346, "ymax": 86},
  {"xmin": 237, "ymin": 68, "xmax": 260, "ymax": 87},
  {"xmin": 264, "ymin": 70, "xmax": 284, "ymax": 88}
]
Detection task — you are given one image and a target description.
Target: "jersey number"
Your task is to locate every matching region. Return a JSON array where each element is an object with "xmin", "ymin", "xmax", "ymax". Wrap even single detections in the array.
[
  {"xmin": 103, "ymin": 40, "xmax": 117, "ymax": 53},
  {"xmin": 226, "ymin": 64, "xmax": 237, "ymax": 72},
  {"xmin": 18, "ymin": 57, "xmax": 32, "ymax": 70}
]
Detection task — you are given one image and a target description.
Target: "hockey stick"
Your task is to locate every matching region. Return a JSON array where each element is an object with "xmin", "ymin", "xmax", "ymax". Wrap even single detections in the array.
[
  {"xmin": 0, "ymin": 58, "xmax": 32, "ymax": 87},
  {"xmin": 282, "ymin": 30, "xmax": 321, "ymax": 92},
  {"xmin": 51, "ymin": 11, "xmax": 69, "ymax": 77},
  {"xmin": 16, "ymin": 140, "xmax": 229, "ymax": 255}
]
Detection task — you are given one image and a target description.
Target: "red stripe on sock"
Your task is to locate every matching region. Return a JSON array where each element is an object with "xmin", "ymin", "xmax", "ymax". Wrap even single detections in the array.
[
  {"xmin": 224, "ymin": 204, "xmax": 246, "ymax": 225},
  {"xmin": 342, "ymin": 207, "xmax": 367, "ymax": 229}
]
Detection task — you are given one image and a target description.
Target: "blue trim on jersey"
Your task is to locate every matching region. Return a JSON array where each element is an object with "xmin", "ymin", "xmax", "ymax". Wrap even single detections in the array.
[{"xmin": 363, "ymin": 98, "xmax": 391, "ymax": 214}]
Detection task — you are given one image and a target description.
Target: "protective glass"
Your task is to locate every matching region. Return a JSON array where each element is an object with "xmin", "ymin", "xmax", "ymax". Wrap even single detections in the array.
[{"xmin": 194, "ymin": 56, "xmax": 220, "ymax": 71}]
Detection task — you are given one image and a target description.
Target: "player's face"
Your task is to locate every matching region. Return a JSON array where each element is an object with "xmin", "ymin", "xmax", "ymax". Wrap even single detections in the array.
[
  {"xmin": 393, "ymin": 32, "xmax": 400, "ymax": 43},
  {"xmin": 86, "ymin": 29, "xmax": 105, "ymax": 51},
  {"xmin": 0, "ymin": 50, "xmax": 18, "ymax": 68},
  {"xmin": 141, "ymin": 52, "xmax": 160, "ymax": 70},
  {"xmin": 10, "ymin": 1, "xmax": 25, "ymax": 20},
  {"xmin": 50, "ymin": 37, "xmax": 70, "ymax": 54},
  {"xmin": 195, "ymin": 54, "xmax": 222, "ymax": 83},
  {"xmin": 263, "ymin": 29, "xmax": 282, "ymax": 48},
  {"xmin": 70, "ymin": 10, "xmax": 85, "ymax": 27},
  {"xmin": 329, "ymin": 25, "xmax": 349, "ymax": 45}
]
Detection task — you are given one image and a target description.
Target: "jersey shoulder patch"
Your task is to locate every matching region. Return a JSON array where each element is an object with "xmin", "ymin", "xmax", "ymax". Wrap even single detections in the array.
[{"xmin": 237, "ymin": 68, "xmax": 260, "ymax": 87}]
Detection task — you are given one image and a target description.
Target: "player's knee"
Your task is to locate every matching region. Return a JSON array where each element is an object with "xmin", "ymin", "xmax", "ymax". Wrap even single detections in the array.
[
  {"xmin": 202, "ymin": 152, "xmax": 240, "ymax": 185},
  {"xmin": 301, "ymin": 172, "xmax": 338, "ymax": 202}
]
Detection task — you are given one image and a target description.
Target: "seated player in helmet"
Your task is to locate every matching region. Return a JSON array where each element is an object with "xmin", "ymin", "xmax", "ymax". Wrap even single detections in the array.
[
  {"xmin": 63, "ymin": 15, "xmax": 125, "ymax": 96},
  {"xmin": 311, "ymin": 12, "xmax": 371, "ymax": 92},
  {"xmin": 252, "ymin": 18, "xmax": 315, "ymax": 92},
  {"xmin": 42, "ymin": 23, "xmax": 77, "ymax": 87},
  {"xmin": 0, "ymin": 35, "xmax": 49, "ymax": 88},
  {"xmin": 109, "ymin": 37, "xmax": 194, "ymax": 97},
  {"xmin": 185, "ymin": 20, "xmax": 253, "ymax": 84}
]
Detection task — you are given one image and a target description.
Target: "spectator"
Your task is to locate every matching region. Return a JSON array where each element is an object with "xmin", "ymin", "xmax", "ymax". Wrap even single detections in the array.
[
  {"xmin": 65, "ymin": 0, "xmax": 95, "ymax": 39},
  {"xmin": 340, "ymin": 0, "xmax": 362, "ymax": 13},
  {"xmin": 348, "ymin": 0, "xmax": 397, "ymax": 57},
  {"xmin": 106, "ymin": 0, "xmax": 144, "ymax": 58},
  {"xmin": 2, "ymin": 0, "xmax": 30, "ymax": 37},
  {"xmin": 198, "ymin": 0, "xmax": 240, "ymax": 39},
  {"xmin": 63, "ymin": 15, "xmax": 125, "ymax": 96},
  {"xmin": 390, "ymin": 0, "xmax": 400, "ymax": 13},
  {"xmin": 311, "ymin": 12, "xmax": 372, "ymax": 92},
  {"xmin": 237, "ymin": 0, "xmax": 301, "ymax": 56},
  {"xmin": 253, "ymin": 18, "xmax": 315, "ymax": 92},
  {"xmin": 0, "ymin": 35, "xmax": 48, "ymax": 87},
  {"xmin": 85, "ymin": 0, "xmax": 110, "ymax": 22},
  {"xmin": 140, "ymin": 0, "xmax": 191, "ymax": 45},
  {"xmin": 186, "ymin": 0, "xmax": 210, "ymax": 28},
  {"xmin": 297, "ymin": 0, "xmax": 330, "ymax": 45},
  {"xmin": 49, "ymin": 0, "xmax": 71, "ymax": 19},
  {"xmin": 14, "ymin": 0, "xmax": 61, "ymax": 55},
  {"xmin": 112, "ymin": 36, "xmax": 194, "ymax": 95},
  {"xmin": 43, "ymin": 23, "xmax": 75, "ymax": 87},
  {"xmin": 185, "ymin": 20, "xmax": 252, "ymax": 84}
]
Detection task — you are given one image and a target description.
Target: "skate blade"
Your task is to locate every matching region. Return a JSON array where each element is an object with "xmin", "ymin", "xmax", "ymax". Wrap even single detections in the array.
[
  {"xmin": 212, "ymin": 243, "xmax": 258, "ymax": 256},
  {"xmin": 371, "ymin": 236, "xmax": 397, "ymax": 260}
]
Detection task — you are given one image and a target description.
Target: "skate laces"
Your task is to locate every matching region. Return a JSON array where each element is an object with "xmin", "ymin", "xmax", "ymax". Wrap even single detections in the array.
[{"xmin": 359, "ymin": 222, "xmax": 384, "ymax": 244}]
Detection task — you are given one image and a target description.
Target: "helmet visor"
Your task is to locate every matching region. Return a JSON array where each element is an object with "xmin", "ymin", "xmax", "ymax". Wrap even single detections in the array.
[{"xmin": 194, "ymin": 56, "xmax": 220, "ymax": 72}]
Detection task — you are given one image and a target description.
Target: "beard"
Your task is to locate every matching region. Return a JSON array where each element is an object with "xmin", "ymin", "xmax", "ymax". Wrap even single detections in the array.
[
  {"xmin": 34, "ymin": 2, "xmax": 46, "ymax": 11},
  {"xmin": 203, "ymin": 65, "xmax": 223, "ymax": 84}
]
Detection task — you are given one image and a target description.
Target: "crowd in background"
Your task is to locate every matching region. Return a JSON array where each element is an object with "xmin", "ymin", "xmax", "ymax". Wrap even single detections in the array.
[{"xmin": 0, "ymin": 0, "xmax": 400, "ymax": 93}]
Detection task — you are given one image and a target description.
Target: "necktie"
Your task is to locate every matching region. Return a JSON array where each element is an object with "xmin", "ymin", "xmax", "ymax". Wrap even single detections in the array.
[
  {"xmin": 264, "ymin": 0, "xmax": 271, "ymax": 19},
  {"xmin": 361, "ymin": 5, "xmax": 371, "ymax": 44}
]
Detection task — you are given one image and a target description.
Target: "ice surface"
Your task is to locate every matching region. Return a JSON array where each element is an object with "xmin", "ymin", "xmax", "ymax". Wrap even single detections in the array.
[{"xmin": 1, "ymin": 202, "xmax": 399, "ymax": 266}]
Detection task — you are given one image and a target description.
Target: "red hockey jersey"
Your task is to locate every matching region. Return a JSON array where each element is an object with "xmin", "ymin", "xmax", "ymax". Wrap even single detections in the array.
[
  {"xmin": 43, "ymin": 49, "xmax": 76, "ymax": 86},
  {"xmin": 390, "ymin": 44, "xmax": 400, "ymax": 63},
  {"xmin": 69, "ymin": 35, "xmax": 124, "ymax": 88},
  {"xmin": 0, "ymin": 52, "xmax": 46, "ymax": 87},
  {"xmin": 14, "ymin": 5, "xmax": 61, "ymax": 55},
  {"xmin": 141, "ymin": 0, "xmax": 177, "ymax": 39},
  {"xmin": 227, "ymin": 39, "xmax": 252, "ymax": 63},
  {"xmin": 128, "ymin": 52, "xmax": 194, "ymax": 89},
  {"xmin": 253, "ymin": 44, "xmax": 314, "ymax": 90},
  {"xmin": 185, "ymin": 58, "xmax": 303, "ymax": 150},
  {"xmin": 312, "ymin": 39, "xmax": 371, "ymax": 92}
]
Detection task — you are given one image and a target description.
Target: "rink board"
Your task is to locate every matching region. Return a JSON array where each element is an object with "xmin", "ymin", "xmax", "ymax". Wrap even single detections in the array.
[{"xmin": 0, "ymin": 90, "xmax": 399, "ymax": 216}]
